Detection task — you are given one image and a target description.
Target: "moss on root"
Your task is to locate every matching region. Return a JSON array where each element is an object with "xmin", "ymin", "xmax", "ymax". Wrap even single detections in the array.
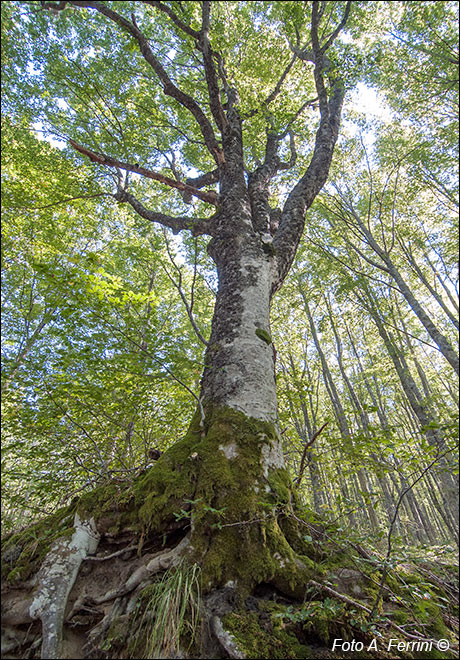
[
  {"xmin": 121, "ymin": 405, "xmax": 320, "ymax": 597},
  {"xmin": 2, "ymin": 505, "xmax": 75, "ymax": 583},
  {"xmin": 223, "ymin": 608, "xmax": 313, "ymax": 659}
]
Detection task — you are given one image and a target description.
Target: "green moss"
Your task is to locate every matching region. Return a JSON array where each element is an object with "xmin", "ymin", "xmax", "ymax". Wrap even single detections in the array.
[
  {"xmin": 267, "ymin": 469, "xmax": 291, "ymax": 504},
  {"xmin": 413, "ymin": 599, "xmax": 449, "ymax": 638},
  {"xmin": 102, "ymin": 615, "xmax": 130, "ymax": 654},
  {"xmin": 391, "ymin": 609, "xmax": 410, "ymax": 625},
  {"xmin": 1, "ymin": 505, "xmax": 75, "ymax": 583},
  {"xmin": 174, "ymin": 406, "xmax": 320, "ymax": 596},
  {"xmin": 255, "ymin": 328, "xmax": 272, "ymax": 344},
  {"xmin": 6, "ymin": 567, "xmax": 23, "ymax": 582},
  {"xmin": 223, "ymin": 609, "xmax": 312, "ymax": 659},
  {"xmin": 262, "ymin": 241, "xmax": 278, "ymax": 257},
  {"xmin": 398, "ymin": 572, "xmax": 423, "ymax": 586}
]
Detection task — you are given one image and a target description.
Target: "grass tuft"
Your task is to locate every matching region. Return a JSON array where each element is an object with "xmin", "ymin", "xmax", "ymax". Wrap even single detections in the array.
[{"xmin": 132, "ymin": 560, "xmax": 201, "ymax": 659}]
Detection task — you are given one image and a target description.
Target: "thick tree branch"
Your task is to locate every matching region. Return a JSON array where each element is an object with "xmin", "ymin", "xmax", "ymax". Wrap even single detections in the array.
[
  {"xmin": 182, "ymin": 168, "xmax": 220, "ymax": 203},
  {"xmin": 143, "ymin": 1, "xmax": 200, "ymax": 39},
  {"xmin": 145, "ymin": 1, "xmax": 228, "ymax": 135},
  {"xmin": 278, "ymin": 131, "xmax": 297, "ymax": 170},
  {"xmin": 185, "ymin": 168, "xmax": 220, "ymax": 190},
  {"xmin": 248, "ymin": 132, "xmax": 283, "ymax": 233},
  {"xmin": 272, "ymin": 80, "xmax": 345, "ymax": 289},
  {"xmin": 114, "ymin": 188, "xmax": 216, "ymax": 236},
  {"xmin": 69, "ymin": 139, "xmax": 218, "ymax": 205},
  {"xmin": 199, "ymin": 1, "xmax": 228, "ymax": 133},
  {"xmin": 272, "ymin": 2, "xmax": 351, "ymax": 290},
  {"xmin": 320, "ymin": 1, "xmax": 352, "ymax": 55}
]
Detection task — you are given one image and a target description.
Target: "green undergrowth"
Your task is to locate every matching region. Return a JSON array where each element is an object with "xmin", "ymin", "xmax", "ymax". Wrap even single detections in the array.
[{"xmin": 221, "ymin": 588, "xmax": 458, "ymax": 659}]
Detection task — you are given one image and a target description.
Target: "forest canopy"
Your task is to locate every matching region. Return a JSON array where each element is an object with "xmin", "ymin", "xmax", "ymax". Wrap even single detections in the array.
[{"xmin": 1, "ymin": 2, "xmax": 459, "ymax": 659}]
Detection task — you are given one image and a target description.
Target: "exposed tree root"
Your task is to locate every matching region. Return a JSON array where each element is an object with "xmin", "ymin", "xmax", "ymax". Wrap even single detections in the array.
[
  {"xmin": 29, "ymin": 514, "xmax": 100, "ymax": 659},
  {"xmin": 211, "ymin": 615, "xmax": 245, "ymax": 659},
  {"xmin": 92, "ymin": 534, "xmax": 190, "ymax": 605}
]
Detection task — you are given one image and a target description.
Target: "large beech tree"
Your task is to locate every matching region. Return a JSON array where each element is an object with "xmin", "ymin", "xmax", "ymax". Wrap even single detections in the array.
[
  {"xmin": 3, "ymin": 3, "xmax": 460, "ymax": 658},
  {"xmin": 19, "ymin": 2, "xmax": 349, "ymax": 536}
]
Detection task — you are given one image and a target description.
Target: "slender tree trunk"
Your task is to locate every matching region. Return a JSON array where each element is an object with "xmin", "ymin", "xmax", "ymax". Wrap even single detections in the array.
[
  {"xmin": 340, "ymin": 209, "xmax": 459, "ymax": 373},
  {"xmin": 358, "ymin": 285, "xmax": 459, "ymax": 534},
  {"xmin": 375, "ymin": 240, "xmax": 458, "ymax": 374},
  {"xmin": 401, "ymin": 243, "xmax": 459, "ymax": 329},
  {"xmin": 304, "ymin": 297, "xmax": 379, "ymax": 531}
]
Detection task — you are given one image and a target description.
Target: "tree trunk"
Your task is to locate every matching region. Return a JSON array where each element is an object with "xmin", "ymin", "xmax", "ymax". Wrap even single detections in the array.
[
  {"xmin": 202, "ymin": 230, "xmax": 279, "ymax": 425},
  {"xmin": 304, "ymin": 297, "xmax": 380, "ymax": 532}
]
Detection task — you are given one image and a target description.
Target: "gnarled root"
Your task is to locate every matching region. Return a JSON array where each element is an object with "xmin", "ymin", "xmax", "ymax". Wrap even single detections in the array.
[
  {"xmin": 29, "ymin": 514, "xmax": 100, "ymax": 659},
  {"xmin": 93, "ymin": 534, "xmax": 190, "ymax": 604}
]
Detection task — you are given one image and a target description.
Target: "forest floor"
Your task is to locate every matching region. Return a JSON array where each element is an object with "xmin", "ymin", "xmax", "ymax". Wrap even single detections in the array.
[{"xmin": 1, "ymin": 449, "xmax": 459, "ymax": 660}]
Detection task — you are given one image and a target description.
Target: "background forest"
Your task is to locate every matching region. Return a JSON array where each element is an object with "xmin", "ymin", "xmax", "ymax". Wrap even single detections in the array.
[{"xmin": 0, "ymin": 3, "xmax": 459, "ymax": 657}]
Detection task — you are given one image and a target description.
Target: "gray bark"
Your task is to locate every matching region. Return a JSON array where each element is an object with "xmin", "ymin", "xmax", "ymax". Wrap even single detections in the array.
[{"xmin": 357, "ymin": 216, "xmax": 459, "ymax": 374}]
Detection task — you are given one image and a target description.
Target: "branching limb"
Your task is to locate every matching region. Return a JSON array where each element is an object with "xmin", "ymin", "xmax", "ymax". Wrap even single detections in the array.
[
  {"xmin": 182, "ymin": 168, "xmax": 220, "ymax": 203},
  {"xmin": 199, "ymin": 1, "xmax": 228, "ymax": 133},
  {"xmin": 186, "ymin": 168, "xmax": 220, "ymax": 190},
  {"xmin": 278, "ymin": 131, "xmax": 298, "ymax": 170},
  {"xmin": 69, "ymin": 139, "xmax": 218, "ymax": 206},
  {"xmin": 294, "ymin": 421, "xmax": 328, "ymax": 487},
  {"xmin": 113, "ymin": 187, "xmax": 216, "ymax": 236},
  {"xmin": 319, "ymin": 1, "xmax": 352, "ymax": 55},
  {"xmin": 143, "ymin": 1, "xmax": 200, "ymax": 39},
  {"xmin": 162, "ymin": 232, "xmax": 209, "ymax": 346},
  {"xmin": 272, "ymin": 2, "xmax": 351, "ymax": 290}
]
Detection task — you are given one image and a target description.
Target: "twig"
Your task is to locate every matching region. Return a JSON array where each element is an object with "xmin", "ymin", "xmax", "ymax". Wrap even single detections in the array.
[
  {"xmin": 308, "ymin": 580, "xmax": 443, "ymax": 645},
  {"xmin": 86, "ymin": 544, "xmax": 137, "ymax": 561},
  {"xmin": 295, "ymin": 421, "xmax": 328, "ymax": 486}
]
